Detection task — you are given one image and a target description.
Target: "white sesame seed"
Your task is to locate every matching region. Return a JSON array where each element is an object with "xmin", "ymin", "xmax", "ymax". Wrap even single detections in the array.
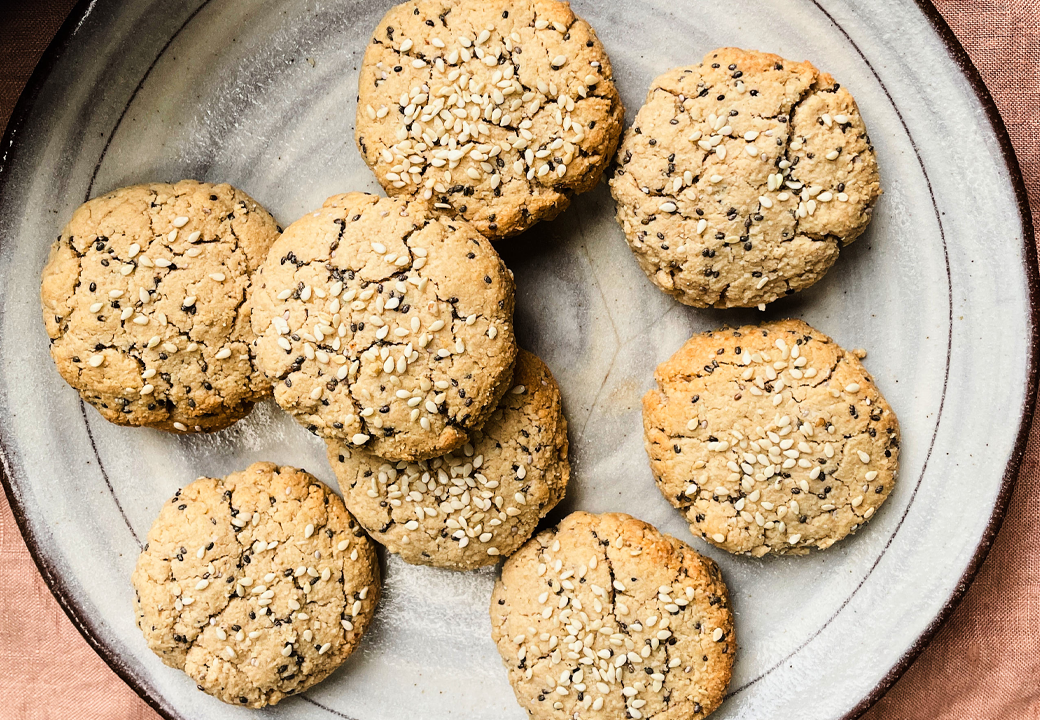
[
  {"xmin": 172, "ymin": 216, "xmax": 190, "ymax": 228},
  {"xmin": 352, "ymin": 433, "xmax": 370, "ymax": 445},
  {"xmin": 858, "ymin": 450, "xmax": 871, "ymax": 464}
]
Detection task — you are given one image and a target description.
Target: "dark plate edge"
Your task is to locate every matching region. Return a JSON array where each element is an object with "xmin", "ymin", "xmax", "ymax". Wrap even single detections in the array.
[
  {"xmin": 0, "ymin": 2, "xmax": 1036, "ymax": 720},
  {"xmin": 840, "ymin": 1, "xmax": 1039, "ymax": 718}
]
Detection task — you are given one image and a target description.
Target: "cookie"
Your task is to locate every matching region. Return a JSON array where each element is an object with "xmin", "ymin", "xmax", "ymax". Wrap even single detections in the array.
[
  {"xmin": 326, "ymin": 349, "xmax": 568, "ymax": 570},
  {"xmin": 643, "ymin": 319, "xmax": 900, "ymax": 556},
  {"xmin": 490, "ymin": 511, "xmax": 734, "ymax": 720},
  {"xmin": 356, "ymin": 0, "xmax": 624, "ymax": 240},
  {"xmin": 611, "ymin": 48, "xmax": 881, "ymax": 308},
  {"xmin": 40, "ymin": 180, "xmax": 280, "ymax": 432},
  {"xmin": 249, "ymin": 192, "xmax": 517, "ymax": 462},
  {"xmin": 132, "ymin": 462, "xmax": 380, "ymax": 708}
]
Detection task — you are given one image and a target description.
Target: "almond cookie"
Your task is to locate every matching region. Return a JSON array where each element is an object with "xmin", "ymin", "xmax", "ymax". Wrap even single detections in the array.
[
  {"xmin": 132, "ymin": 462, "xmax": 380, "ymax": 708},
  {"xmin": 249, "ymin": 192, "xmax": 517, "ymax": 462},
  {"xmin": 356, "ymin": 0, "xmax": 624, "ymax": 240},
  {"xmin": 326, "ymin": 349, "xmax": 568, "ymax": 570},
  {"xmin": 491, "ymin": 512, "xmax": 734, "ymax": 720},
  {"xmin": 40, "ymin": 180, "xmax": 280, "ymax": 432},
  {"xmin": 643, "ymin": 319, "xmax": 900, "ymax": 556},
  {"xmin": 611, "ymin": 48, "xmax": 881, "ymax": 308}
]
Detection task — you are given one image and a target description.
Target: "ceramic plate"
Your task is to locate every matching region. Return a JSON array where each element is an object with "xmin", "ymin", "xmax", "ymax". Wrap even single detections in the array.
[{"xmin": 1, "ymin": 0, "xmax": 1035, "ymax": 718}]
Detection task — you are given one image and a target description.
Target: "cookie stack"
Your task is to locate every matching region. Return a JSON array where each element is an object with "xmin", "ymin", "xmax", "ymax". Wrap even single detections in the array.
[{"xmin": 37, "ymin": 3, "xmax": 902, "ymax": 719}]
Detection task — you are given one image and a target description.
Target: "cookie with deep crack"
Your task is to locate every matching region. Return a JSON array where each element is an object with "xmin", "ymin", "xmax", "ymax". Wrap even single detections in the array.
[
  {"xmin": 132, "ymin": 462, "xmax": 380, "ymax": 708},
  {"xmin": 611, "ymin": 48, "xmax": 881, "ymax": 308},
  {"xmin": 356, "ymin": 0, "xmax": 625, "ymax": 241},
  {"xmin": 326, "ymin": 349, "xmax": 568, "ymax": 570},
  {"xmin": 643, "ymin": 319, "xmax": 900, "ymax": 556},
  {"xmin": 490, "ymin": 511, "xmax": 734, "ymax": 720},
  {"xmin": 249, "ymin": 192, "xmax": 517, "ymax": 462},
  {"xmin": 40, "ymin": 180, "xmax": 281, "ymax": 432}
]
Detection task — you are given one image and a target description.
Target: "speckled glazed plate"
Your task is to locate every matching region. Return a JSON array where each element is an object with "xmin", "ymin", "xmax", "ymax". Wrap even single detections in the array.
[{"xmin": 0, "ymin": 0, "xmax": 1035, "ymax": 718}]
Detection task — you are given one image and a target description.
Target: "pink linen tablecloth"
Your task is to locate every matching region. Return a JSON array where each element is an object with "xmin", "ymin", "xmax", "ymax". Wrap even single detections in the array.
[{"xmin": 1, "ymin": 0, "xmax": 1038, "ymax": 717}]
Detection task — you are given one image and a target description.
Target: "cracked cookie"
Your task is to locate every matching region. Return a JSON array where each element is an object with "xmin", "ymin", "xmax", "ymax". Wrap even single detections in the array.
[
  {"xmin": 326, "ymin": 348, "xmax": 568, "ymax": 570},
  {"xmin": 611, "ymin": 48, "xmax": 881, "ymax": 308},
  {"xmin": 40, "ymin": 180, "xmax": 281, "ymax": 432},
  {"xmin": 490, "ymin": 511, "xmax": 734, "ymax": 720},
  {"xmin": 249, "ymin": 192, "xmax": 517, "ymax": 462},
  {"xmin": 643, "ymin": 319, "xmax": 900, "ymax": 556},
  {"xmin": 355, "ymin": 0, "xmax": 624, "ymax": 241},
  {"xmin": 132, "ymin": 462, "xmax": 380, "ymax": 708}
]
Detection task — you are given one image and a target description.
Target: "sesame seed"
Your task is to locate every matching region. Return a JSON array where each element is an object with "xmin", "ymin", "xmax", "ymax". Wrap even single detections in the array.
[{"xmin": 172, "ymin": 216, "xmax": 189, "ymax": 228}]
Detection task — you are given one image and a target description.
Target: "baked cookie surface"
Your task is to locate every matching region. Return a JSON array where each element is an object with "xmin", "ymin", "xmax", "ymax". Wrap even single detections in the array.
[
  {"xmin": 249, "ymin": 192, "xmax": 517, "ymax": 462},
  {"xmin": 40, "ymin": 180, "xmax": 280, "ymax": 432},
  {"xmin": 643, "ymin": 319, "xmax": 900, "ymax": 556},
  {"xmin": 490, "ymin": 511, "xmax": 734, "ymax": 720},
  {"xmin": 356, "ymin": 0, "xmax": 624, "ymax": 240},
  {"xmin": 611, "ymin": 48, "xmax": 881, "ymax": 308},
  {"xmin": 327, "ymin": 349, "xmax": 568, "ymax": 570},
  {"xmin": 132, "ymin": 462, "xmax": 380, "ymax": 708}
]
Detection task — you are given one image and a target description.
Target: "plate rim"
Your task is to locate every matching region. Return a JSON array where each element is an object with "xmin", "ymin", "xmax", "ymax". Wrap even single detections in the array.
[{"xmin": 0, "ymin": 1, "xmax": 1035, "ymax": 719}]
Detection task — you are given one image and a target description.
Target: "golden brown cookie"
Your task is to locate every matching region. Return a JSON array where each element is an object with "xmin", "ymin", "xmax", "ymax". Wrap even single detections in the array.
[
  {"xmin": 40, "ymin": 180, "xmax": 280, "ymax": 432},
  {"xmin": 327, "ymin": 349, "xmax": 568, "ymax": 570},
  {"xmin": 643, "ymin": 319, "xmax": 900, "ymax": 556},
  {"xmin": 132, "ymin": 462, "xmax": 380, "ymax": 708},
  {"xmin": 491, "ymin": 512, "xmax": 734, "ymax": 720},
  {"xmin": 356, "ymin": 0, "xmax": 624, "ymax": 240},
  {"xmin": 249, "ymin": 192, "xmax": 517, "ymax": 462},
  {"xmin": 611, "ymin": 48, "xmax": 881, "ymax": 308}
]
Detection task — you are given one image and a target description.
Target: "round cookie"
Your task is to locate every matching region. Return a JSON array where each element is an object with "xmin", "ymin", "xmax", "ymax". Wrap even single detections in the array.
[
  {"xmin": 356, "ymin": 0, "xmax": 624, "ymax": 241},
  {"xmin": 132, "ymin": 462, "xmax": 380, "ymax": 708},
  {"xmin": 490, "ymin": 511, "xmax": 734, "ymax": 720},
  {"xmin": 327, "ymin": 349, "xmax": 568, "ymax": 570},
  {"xmin": 249, "ymin": 192, "xmax": 517, "ymax": 462},
  {"xmin": 40, "ymin": 180, "xmax": 281, "ymax": 432},
  {"xmin": 610, "ymin": 48, "xmax": 881, "ymax": 308},
  {"xmin": 643, "ymin": 319, "xmax": 900, "ymax": 557}
]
